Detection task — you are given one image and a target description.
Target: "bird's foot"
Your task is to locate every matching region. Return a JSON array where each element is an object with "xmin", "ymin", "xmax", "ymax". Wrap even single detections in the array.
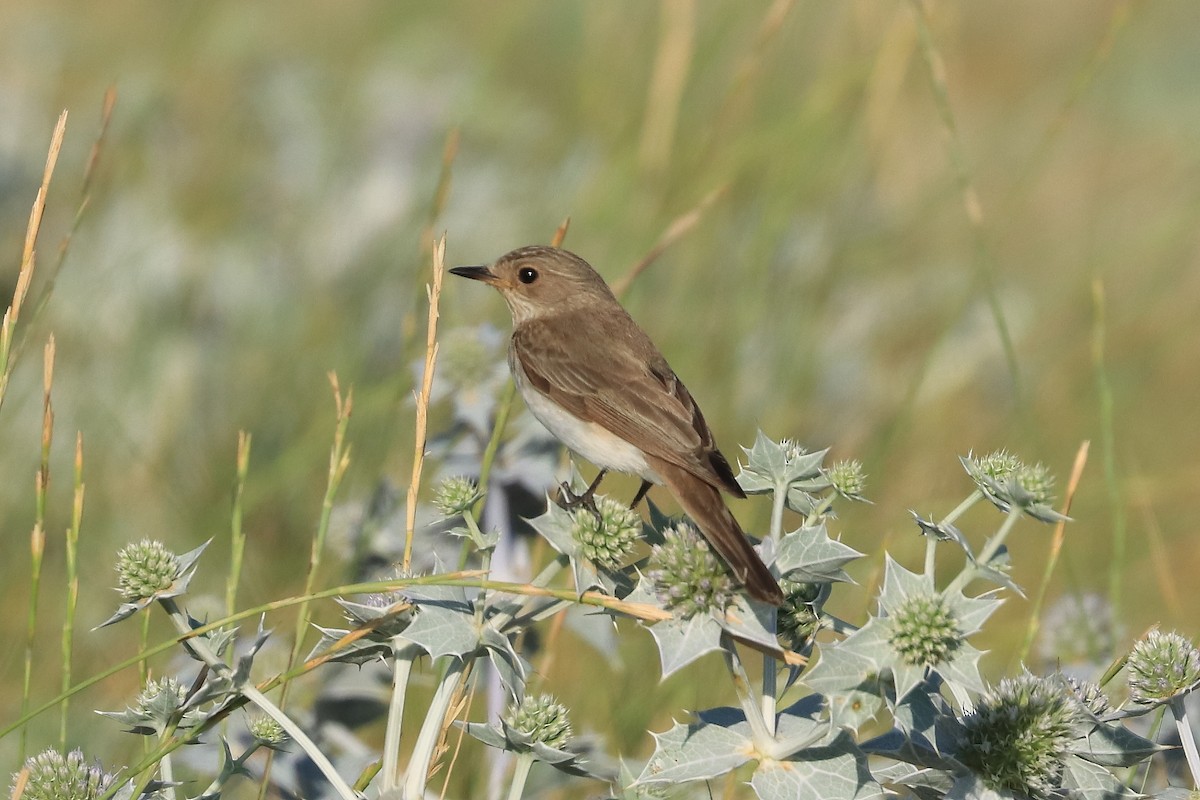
[{"xmin": 555, "ymin": 481, "xmax": 601, "ymax": 518}]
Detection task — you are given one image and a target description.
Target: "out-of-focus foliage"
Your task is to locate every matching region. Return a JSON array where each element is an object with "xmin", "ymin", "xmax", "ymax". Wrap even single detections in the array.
[{"xmin": 2, "ymin": 0, "xmax": 1198, "ymax": 766}]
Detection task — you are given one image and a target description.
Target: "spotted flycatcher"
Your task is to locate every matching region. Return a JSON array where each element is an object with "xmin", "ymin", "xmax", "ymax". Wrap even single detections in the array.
[{"xmin": 450, "ymin": 246, "xmax": 783, "ymax": 605}]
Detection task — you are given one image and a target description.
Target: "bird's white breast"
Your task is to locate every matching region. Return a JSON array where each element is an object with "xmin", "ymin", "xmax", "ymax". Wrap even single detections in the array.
[{"xmin": 513, "ymin": 365, "xmax": 661, "ymax": 484}]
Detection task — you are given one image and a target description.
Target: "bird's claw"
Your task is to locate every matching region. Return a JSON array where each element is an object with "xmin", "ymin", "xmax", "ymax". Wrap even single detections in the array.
[{"xmin": 556, "ymin": 481, "xmax": 601, "ymax": 519}]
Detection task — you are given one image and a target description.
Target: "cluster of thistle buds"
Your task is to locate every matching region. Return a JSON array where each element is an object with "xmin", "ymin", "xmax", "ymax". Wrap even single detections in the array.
[
  {"xmin": 647, "ymin": 523, "xmax": 736, "ymax": 618},
  {"xmin": 505, "ymin": 694, "xmax": 573, "ymax": 749}
]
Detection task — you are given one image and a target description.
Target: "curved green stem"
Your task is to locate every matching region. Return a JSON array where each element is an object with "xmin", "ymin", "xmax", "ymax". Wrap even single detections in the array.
[
  {"xmin": 1169, "ymin": 697, "xmax": 1200, "ymax": 789},
  {"xmin": 505, "ymin": 753, "xmax": 535, "ymax": 800},
  {"xmin": 403, "ymin": 657, "xmax": 468, "ymax": 800},
  {"xmin": 381, "ymin": 641, "xmax": 422, "ymax": 791},
  {"xmin": 158, "ymin": 598, "xmax": 359, "ymax": 800},
  {"xmin": 945, "ymin": 507, "xmax": 1022, "ymax": 596}
]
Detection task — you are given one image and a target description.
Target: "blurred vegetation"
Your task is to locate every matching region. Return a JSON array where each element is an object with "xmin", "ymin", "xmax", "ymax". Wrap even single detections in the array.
[{"xmin": 2, "ymin": 0, "xmax": 1198, "ymax": 780}]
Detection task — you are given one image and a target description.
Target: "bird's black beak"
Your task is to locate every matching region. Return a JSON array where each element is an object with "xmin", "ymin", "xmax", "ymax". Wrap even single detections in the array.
[{"xmin": 449, "ymin": 265, "xmax": 495, "ymax": 282}]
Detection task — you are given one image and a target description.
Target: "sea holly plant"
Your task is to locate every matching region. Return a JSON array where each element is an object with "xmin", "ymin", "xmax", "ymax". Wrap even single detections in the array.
[
  {"xmin": 16, "ymin": 404, "xmax": 1190, "ymax": 800},
  {"xmin": 606, "ymin": 439, "xmax": 1167, "ymax": 800}
]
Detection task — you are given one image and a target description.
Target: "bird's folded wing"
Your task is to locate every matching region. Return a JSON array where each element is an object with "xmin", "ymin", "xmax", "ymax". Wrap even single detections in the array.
[{"xmin": 512, "ymin": 317, "xmax": 742, "ymax": 495}]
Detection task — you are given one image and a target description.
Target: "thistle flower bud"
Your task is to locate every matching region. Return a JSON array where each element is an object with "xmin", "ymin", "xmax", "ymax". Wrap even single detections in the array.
[
  {"xmin": 958, "ymin": 673, "xmax": 1082, "ymax": 799},
  {"xmin": 505, "ymin": 694, "xmax": 572, "ymax": 748},
  {"xmin": 888, "ymin": 593, "xmax": 963, "ymax": 668},
  {"xmin": 825, "ymin": 459, "xmax": 867, "ymax": 501},
  {"xmin": 248, "ymin": 715, "xmax": 289, "ymax": 748},
  {"xmin": 964, "ymin": 450, "xmax": 1023, "ymax": 488},
  {"xmin": 1062, "ymin": 675, "xmax": 1111, "ymax": 717},
  {"xmin": 648, "ymin": 524, "xmax": 736, "ymax": 618},
  {"xmin": 115, "ymin": 540, "xmax": 181, "ymax": 601},
  {"xmin": 11, "ymin": 749, "xmax": 113, "ymax": 800},
  {"xmin": 1127, "ymin": 630, "xmax": 1200, "ymax": 705},
  {"xmin": 963, "ymin": 451, "xmax": 1064, "ymax": 522},
  {"xmin": 432, "ymin": 475, "xmax": 481, "ymax": 517},
  {"xmin": 570, "ymin": 495, "xmax": 640, "ymax": 569},
  {"xmin": 778, "ymin": 581, "xmax": 824, "ymax": 650}
]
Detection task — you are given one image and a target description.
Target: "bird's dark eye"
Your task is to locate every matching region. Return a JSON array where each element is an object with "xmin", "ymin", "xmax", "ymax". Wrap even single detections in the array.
[{"xmin": 518, "ymin": 267, "xmax": 538, "ymax": 284}]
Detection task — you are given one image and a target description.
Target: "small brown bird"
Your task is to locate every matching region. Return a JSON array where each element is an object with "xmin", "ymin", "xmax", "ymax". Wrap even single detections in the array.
[{"xmin": 450, "ymin": 246, "xmax": 784, "ymax": 605}]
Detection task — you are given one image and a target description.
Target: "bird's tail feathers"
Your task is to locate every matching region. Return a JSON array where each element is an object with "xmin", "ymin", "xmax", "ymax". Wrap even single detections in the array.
[{"xmin": 652, "ymin": 459, "xmax": 784, "ymax": 605}]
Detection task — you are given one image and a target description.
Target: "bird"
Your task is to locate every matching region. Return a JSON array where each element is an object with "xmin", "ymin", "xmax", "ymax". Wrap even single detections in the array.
[{"xmin": 449, "ymin": 245, "xmax": 784, "ymax": 605}]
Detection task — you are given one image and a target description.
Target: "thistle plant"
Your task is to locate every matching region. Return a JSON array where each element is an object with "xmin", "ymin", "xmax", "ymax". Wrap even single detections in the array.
[
  {"xmin": 11, "ymin": 352, "xmax": 1190, "ymax": 800},
  {"xmin": 11, "ymin": 749, "xmax": 115, "ymax": 800}
]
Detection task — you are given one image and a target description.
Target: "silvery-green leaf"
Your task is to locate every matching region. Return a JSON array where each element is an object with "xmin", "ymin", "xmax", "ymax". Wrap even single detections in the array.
[
  {"xmin": 773, "ymin": 696, "xmax": 828, "ymax": 757},
  {"xmin": 718, "ymin": 595, "xmax": 779, "ymax": 650},
  {"xmin": 232, "ymin": 617, "xmax": 271, "ymax": 685},
  {"xmin": 934, "ymin": 644, "xmax": 988, "ymax": 698},
  {"xmin": 572, "ymin": 555, "xmax": 602, "ymax": 596},
  {"xmin": 737, "ymin": 431, "xmax": 829, "ymax": 492},
  {"xmin": 94, "ymin": 597, "xmax": 155, "ymax": 629},
  {"xmin": 945, "ymin": 772, "xmax": 1020, "ymax": 800},
  {"xmin": 636, "ymin": 718, "xmax": 753, "ymax": 784},
  {"xmin": 873, "ymin": 762, "xmax": 956, "ymax": 800},
  {"xmin": 194, "ymin": 622, "xmax": 239, "ymax": 659},
  {"xmin": 400, "ymin": 599, "xmax": 480, "ymax": 659},
  {"xmin": 785, "ymin": 486, "xmax": 820, "ymax": 516},
  {"xmin": 563, "ymin": 605, "xmax": 621, "ymax": 669},
  {"xmin": 890, "ymin": 685, "xmax": 945, "ymax": 748},
  {"xmin": 648, "ymin": 613, "xmax": 724, "ymax": 679},
  {"xmin": 528, "ymin": 499, "xmax": 582, "ymax": 558},
  {"xmin": 167, "ymin": 538, "xmax": 213, "ymax": 598},
  {"xmin": 307, "ymin": 625, "xmax": 389, "ymax": 665},
  {"xmin": 774, "ymin": 523, "xmax": 862, "ymax": 583},
  {"xmin": 1069, "ymin": 723, "xmax": 1162, "ymax": 767},
  {"xmin": 827, "ymin": 687, "xmax": 886, "ymax": 733},
  {"xmin": 862, "ymin": 729, "xmax": 957, "ymax": 771},
  {"xmin": 751, "ymin": 733, "xmax": 884, "ymax": 800},
  {"xmin": 911, "ymin": 511, "xmax": 971, "ymax": 554},
  {"xmin": 1058, "ymin": 753, "xmax": 1141, "ymax": 800},
  {"xmin": 458, "ymin": 721, "xmax": 510, "ymax": 750},
  {"xmin": 401, "ymin": 582, "xmax": 471, "ymax": 607},
  {"xmin": 971, "ymin": 545, "xmax": 1024, "ymax": 596},
  {"xmin": 804, "ymin": 618, "xmax": 891, "ymax": 698},
  {"xmin": 481, "ymin": 625, "xmax": 527, "ymax": 702}
]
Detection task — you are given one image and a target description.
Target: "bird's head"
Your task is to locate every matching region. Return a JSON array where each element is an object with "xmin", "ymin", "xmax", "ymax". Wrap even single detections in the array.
[{"xmin": 450, "ymin": 246, "xmax": 613, "ymax": 324}]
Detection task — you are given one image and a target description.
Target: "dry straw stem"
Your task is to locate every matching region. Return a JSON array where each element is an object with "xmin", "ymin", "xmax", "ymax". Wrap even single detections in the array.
[
  {"xmin": 226, "ymin": 431, "xmax": 252, "ymax": 616},
  {"xmin": 21, "ymin": 336, "xmax": 57, "ymax": 757},
  {"xmin": 612, "ymin": 184, "xmax": 727, "ymax": 298},
  {"xmin": 1017, "ymin": 440, "xmax": 1090, "ymax": 664},
  {"xmin": 421, "ymin": 128, "xmax": 459, "ymax": 255},
  {"xmin": 639, "ymin": 0, "xmax": 695, "ymax": 174},
  {"xmin": 60, "ymin": 432, "xmax": 85, "ymax": 747},
  {"xmin": 404, "ymin": 234, "xmax": 447, "ymax": 572},
  {"xmin": 908, "ymin": 0, "xmax": 1022, "ymax": 409},
  {"xmin": 1, "ymin": 110, "xmax": 67, "ymax": 411}
]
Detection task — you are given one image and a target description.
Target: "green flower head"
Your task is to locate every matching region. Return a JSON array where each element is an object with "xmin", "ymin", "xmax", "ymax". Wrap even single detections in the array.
[
  {"xmin": 957, "ymin": 673, "xmax": 1083, "ymax": 799},
  {"xmin": 889, "ymin": 593, "xmax": 962, "ymax": 669},
  {"xmin": 432, "ymin": 475, "xmax": 481, "ymax": 517},
  {"xmin": 962, "ymin": 450, "xmax": 1065, "ymax": 523},
  {"xmin": 505, "ymin": 694, "xmax": 572, "ymax": 749},
  {"xmin": 115, "ymin": 540, "xmax": 181, "ymax": 601},
  {"xmin": 248, "ymin": 715, "xmax": 289, "ymax": 749},
  {"xmin": 570, "ymin": 495, "xmax": 641, "ymax": 570},
  {"xmin": 648, "ymin": 524, "xmax": 736, "ymax": 618},
  {"xmin": 825, "ymin": 459, "xmax": 868, "ymax": 502},
  {"xmin": 1127, "ymin": 629, "xmax": 1200, "ymax": 705},
  {"xmin": 12, "ymin": 749, "xmax": 113, "ymax": 800}
]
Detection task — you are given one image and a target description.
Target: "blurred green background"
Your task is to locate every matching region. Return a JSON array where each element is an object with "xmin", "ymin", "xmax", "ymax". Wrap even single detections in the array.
[{"xmin": 2, "ymin": 0, "xmax": 1198, "ymax": 785}]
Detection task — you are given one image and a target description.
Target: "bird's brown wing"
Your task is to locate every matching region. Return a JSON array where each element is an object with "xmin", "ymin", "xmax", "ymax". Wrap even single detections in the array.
[{"xmin": 511, "ymin": 315, "xmax": 744, "ymax": 497}]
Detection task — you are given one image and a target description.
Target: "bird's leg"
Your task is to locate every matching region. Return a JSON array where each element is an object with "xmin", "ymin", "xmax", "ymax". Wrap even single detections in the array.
[
  {"xmin": 556, "ymin": 469, "xmax": 607, "ymax": 516},
  {"xmin": 629, "ymin": 480, "xmax": 652, "ymax": 509}
]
